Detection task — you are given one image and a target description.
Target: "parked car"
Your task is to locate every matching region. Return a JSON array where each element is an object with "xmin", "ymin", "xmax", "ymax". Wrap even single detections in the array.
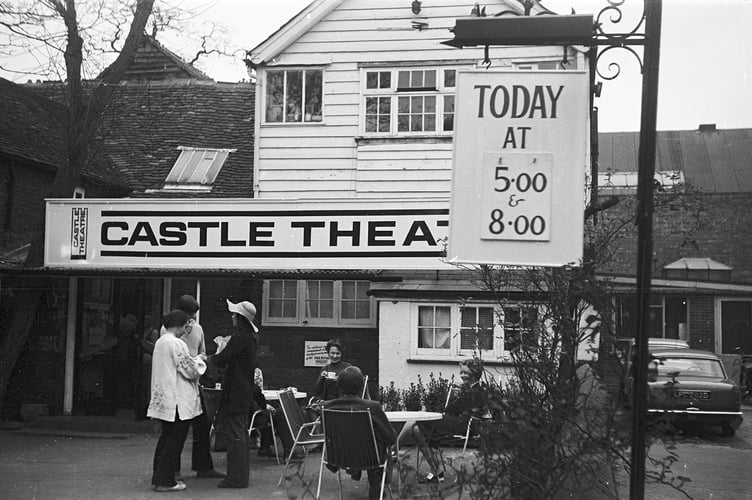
[
  {"xmin": 646, "ymin": 348, "xmax": 743, "ymax": 436},
  {"xmin": 618, "ymin": 338, "xmax": 690, "ymax": 404}
]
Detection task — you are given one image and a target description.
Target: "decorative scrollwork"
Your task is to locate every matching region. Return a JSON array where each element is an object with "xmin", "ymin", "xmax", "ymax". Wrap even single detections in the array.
[
  {"xmin": 594, "ymin": 0, "xmax": 646, "ymax": 43},
  {"xmin": 595, "ymin": 44, "xmax": 643, "ymax": 80}
]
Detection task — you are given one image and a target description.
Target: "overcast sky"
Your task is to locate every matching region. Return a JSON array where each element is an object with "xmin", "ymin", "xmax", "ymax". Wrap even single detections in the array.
[{"xmin": 3, "ymin": 0, "xmax": 750, "ymax": 133}]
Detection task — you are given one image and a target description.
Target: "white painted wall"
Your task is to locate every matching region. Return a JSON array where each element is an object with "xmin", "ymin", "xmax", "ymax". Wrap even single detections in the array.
[
  {"xmin": 253, "ymin": 0, "xmax": 584, "ymax": 199},
  {"xmin": 378, "ymin": 299, "xmax": 513, "ymax": 389}
]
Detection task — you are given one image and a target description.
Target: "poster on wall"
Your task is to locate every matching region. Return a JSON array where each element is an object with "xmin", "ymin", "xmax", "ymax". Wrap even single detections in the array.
[{"xmin": 304, "ymin": 341, "xmax": 329, "ymax": 367}]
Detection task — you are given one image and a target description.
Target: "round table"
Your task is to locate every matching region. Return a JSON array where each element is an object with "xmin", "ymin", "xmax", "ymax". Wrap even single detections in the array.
[
  {"xmin": 263, "ymin": 390, "xmax": 307, "ymax": 401},
  {"xmin": 385, "ymin": 410, "xmax": 443, "ymax": 423}
]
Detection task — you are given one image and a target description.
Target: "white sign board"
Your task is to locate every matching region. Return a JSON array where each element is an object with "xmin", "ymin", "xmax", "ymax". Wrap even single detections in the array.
[
  {"xmin": 448, "ymin": 71, "xmax": 589, "ymax": 266},
  {"xmin": 44, "ymin": 198, "xmax": 451, "ymax": 270},
  {"xmin": 304, "ymin": 341, "xmax": 329, "ymax": 367}
]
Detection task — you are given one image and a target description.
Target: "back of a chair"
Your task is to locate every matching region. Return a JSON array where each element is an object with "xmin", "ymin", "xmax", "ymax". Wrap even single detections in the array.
[
  {"xmin": 444, "ymin": 374, "xmax": 455, "ymax": 410},
  {"xmin": 321, "ymin": 408, "xmax": 382, "ymax": 470},
  {"xmin": 278, "ymin": 390, "xmax": 307, "ymax": 438}
]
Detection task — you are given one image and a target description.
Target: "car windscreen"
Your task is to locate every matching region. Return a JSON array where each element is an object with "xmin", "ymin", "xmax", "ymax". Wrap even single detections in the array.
[{"xmin": 651, "ymin": 357, "xmax": 725, "ymax": 379}]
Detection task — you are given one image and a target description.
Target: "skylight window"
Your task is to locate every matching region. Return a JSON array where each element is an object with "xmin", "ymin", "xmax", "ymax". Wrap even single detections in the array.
[{"xmin": 163, "ymin": 147, "xmax": 236, "ymax": 190}]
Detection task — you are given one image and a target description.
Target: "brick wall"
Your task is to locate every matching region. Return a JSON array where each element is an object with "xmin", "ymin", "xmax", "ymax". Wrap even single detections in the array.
[
  {"xmin": 598, "ymin": 193, "xmax": 752, "ymax": 282},
  {"xmin": 689, "ymin": 295, "xmax": 716, "ymax": 351}
]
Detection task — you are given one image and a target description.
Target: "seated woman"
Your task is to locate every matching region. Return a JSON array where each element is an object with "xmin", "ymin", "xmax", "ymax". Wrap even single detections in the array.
[
  {"xmin": 311, "ymin": 339, "xmax": 352, "ymax": 404},
  {"xmin": 398, "ymin": 358, "xmax": 488, "ymax": 482}
]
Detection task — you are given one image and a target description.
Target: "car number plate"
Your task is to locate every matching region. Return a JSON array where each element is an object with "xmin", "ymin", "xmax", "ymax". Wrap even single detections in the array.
[{"xmin": 674, "ymin": 390, "xmax": 710, "ymax": 399}]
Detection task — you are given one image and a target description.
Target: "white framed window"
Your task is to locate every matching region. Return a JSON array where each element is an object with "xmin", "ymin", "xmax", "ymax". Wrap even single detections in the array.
[
  {"xmin": 362, "ymin": 67, "xmax": 460, "ymax": 136},
  {"xmin": 162, "ymin": 147, "xmax": 235, "ymax": 191},
  {"xmin": 263, "ymin": 279, "xmax": 375, "ymax": 327},
  {"xmin": 264, "ymin": 68, "xmax": 323, "ymax": 124},
  {"xmin": 410, "ymin": 301, "xmax": 539, "ymax": 361}
]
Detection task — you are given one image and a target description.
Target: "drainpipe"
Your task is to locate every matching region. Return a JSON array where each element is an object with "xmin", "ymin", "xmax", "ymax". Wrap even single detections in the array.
[{"xmin": 64, "ymin": 277, "xmax": 78, "ymax": 415}]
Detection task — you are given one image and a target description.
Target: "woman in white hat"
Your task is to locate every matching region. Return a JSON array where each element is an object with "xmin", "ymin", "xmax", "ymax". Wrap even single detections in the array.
[{"xmin": 207, "ymin": 299, "xmax": 259, "ymax": 488}]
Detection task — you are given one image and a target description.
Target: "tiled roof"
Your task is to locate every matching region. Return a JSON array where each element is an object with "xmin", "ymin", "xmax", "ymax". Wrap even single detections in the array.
[
  {"xmin": 98, "ymin": 79, "xmax": 254, "ymax": 197},
  {"xmin": 0, "ymin": 77, "xmax": 129, "ymax": 188},
  {"xmin": 0, "ymin": 77, "xmax": 67, "ymax": 169},
  {"xmin": 599, "ymin": 127, "xmax": 752, "ymax": 193},
  {"xmin": 28, "ymin": 79, "xmax": 255, "ymax": 197},
  {"xmin": 109, "ymin": 34, "xmax": 212, "ymax": 82}
]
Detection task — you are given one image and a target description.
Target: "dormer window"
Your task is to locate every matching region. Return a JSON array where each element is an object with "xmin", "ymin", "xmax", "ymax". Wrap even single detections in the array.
[{"xmin": 163, "ymin": 147, "xmax": 235, "ymax": 191}]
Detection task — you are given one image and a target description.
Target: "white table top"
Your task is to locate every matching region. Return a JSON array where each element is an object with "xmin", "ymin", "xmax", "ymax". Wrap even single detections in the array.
[
  {"xmin": 263, "ymin": 390, "xmax": 307, "ymax": 400},
  {"xmin": 202, "ymin": 387, "xmax": 307, "ymax": 400},
  {"xmin": 385, "ymin": 410, "xmax": 443, "ymax": 423}
]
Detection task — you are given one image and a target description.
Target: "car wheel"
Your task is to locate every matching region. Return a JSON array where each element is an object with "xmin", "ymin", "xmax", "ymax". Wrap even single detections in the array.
[{"xmin": 721, "ymin": 424, "xmax": 736, "ymax": 437}]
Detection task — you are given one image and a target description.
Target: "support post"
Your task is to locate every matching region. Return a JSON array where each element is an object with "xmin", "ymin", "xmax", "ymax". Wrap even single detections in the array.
[{"xmin": 629, "ymin": 1, "xmax": 663, "ymax": 498}]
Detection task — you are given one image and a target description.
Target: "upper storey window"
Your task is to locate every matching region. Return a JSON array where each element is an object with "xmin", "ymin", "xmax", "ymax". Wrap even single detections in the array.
[
  {"xmin": 362, "ymin": 67, "xmax": 457, "ymax": 136},
  {"xmin": 265, "ymin": 69, "xmax": 323, "ymax": 124}
]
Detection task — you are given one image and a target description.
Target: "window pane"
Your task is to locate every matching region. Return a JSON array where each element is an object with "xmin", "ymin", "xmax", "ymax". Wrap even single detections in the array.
[
  {"xmin": 380, "ymin": 72, "xmax": 391, "ymax": 88},
  {"xmin": 424, "ymin": 115, "xmax": 435, "ymax": 131},
  {"xmin": 342, "ymin": 301, "xmax": 355, "ymax": 318},
  {"xmin": 397, "ymin": 115, "xmax": 409, "ymax": 132},
  {"xmin": 411, "ymin": 71, "xmax": 422, "ymax": 87},
  {"xmin": 398, "ymin": 96, "xmax": 410, "ymax": 113},
  {"xmin": 356, "ymin": 301, "xmax": 370, "ymax": 318},
  {"xmin": 342, "ymin": 281, "xmax": 354, "ymax": 299},
  {"xmin": 266, "ymin": 72, "xmax": 284, "ymax": 122},
  {"xmin": 444, "ymin": 69, "xmax": 456, "ymax": 87},
  {"xmin": 398, "ymin": 71, "xmax": 409, "ymax": 88},
  {"xmin": 425, "ymin": 96, "xmax": 436, "ymax": 112},
  {"xmin": 378, "ymin": 116, "xmax": 390, "ymax": 133},
  {"xmin": 269, "ymin": 280, "xmax": 297, "ymax": 319},
  {"xmin": 411, "ymin": 115, "xmax": 422, "ymax": 131},
  {"xmin": 285, "ymin": 70, "xmax": 303, "ymax": 122},
  {"xmin": 411, "ymin": 96, "xmax": 423, "ymax": 113},
  {"xmin": 443, "ymin": 95, "xmax": 455, "ymax": 131},
  {"xmin": 304, "ymin": 70, "xmax": 323, "ymax": 122},
  {"xmin": 366, "ymin": 71, "xmax": 379, "ymax": 89},
  {"xmin": 425, "ymin": 70, "xmax": 436, "ymax": 88},
  {"xmin": 378, "ymin": 97, "xmax": 391, "ymax": 114},
  {"xmin": 306, "ymin": 280, "xmax": 334, "ymax": 319},
  {"xmin": 366, "ymin": 97, "xmax": 378, "ymax": 114}
]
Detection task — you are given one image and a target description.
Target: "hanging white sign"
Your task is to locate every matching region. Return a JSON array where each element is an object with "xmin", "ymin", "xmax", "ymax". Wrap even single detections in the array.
[{"xmin": 448, "ymin": 70, "xmax": 589, "ymax": 266}]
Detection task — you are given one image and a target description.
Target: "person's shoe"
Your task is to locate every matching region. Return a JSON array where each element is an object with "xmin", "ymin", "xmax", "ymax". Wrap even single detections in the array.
[
  {"xmin": 257, "ymin": 446, "xmax": 276, "ymax": 457},
  {"xmin": 217, "ymin": 480, "xmax": 247, "ymax": 488},
  {"xmin": 196, "ymin": 469, "xmax": 225, "ymax": 478},
  {"xmin": 418, "ymin": 472, "xmax": 445, "ymax": 484},
  {"xmin": 347, "ymin": 469, "xmax": 362, "ymax": 481},
  {"xmin": 154, "ymin": 481, "xmax": 186, "ymax": 492}
]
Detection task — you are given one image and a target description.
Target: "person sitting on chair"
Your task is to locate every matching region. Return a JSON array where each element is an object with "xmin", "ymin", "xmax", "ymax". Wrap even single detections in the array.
[
  {"xmin": 398, "ymin": 358, "xmax": 488, "ymax": 483},
  {"xmin": 323, "ymin": 366, "xmax": 396, "ymax": 500}
]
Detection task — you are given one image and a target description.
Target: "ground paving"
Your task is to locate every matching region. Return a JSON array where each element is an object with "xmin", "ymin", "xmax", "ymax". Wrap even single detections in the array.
[{"xmin": 0, "ymin": 427, "xmax": 466, "ymax": 500}]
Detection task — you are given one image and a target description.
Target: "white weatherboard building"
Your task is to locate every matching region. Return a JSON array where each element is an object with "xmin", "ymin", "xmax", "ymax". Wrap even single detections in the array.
[{"xmin": 245, "ymin": 0, "xmax": 589, "ymax": 387}]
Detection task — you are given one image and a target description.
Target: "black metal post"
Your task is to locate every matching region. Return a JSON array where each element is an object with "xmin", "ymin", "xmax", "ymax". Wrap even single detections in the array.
[{"xmin": 629, "ymin": 1, "xmax": 663, "ymax": 499}]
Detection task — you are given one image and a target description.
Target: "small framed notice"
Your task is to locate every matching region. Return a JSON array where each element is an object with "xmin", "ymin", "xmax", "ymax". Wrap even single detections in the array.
[{"xmin": 304, "ymin": 341, "xmax": 329, "ymax": 367}]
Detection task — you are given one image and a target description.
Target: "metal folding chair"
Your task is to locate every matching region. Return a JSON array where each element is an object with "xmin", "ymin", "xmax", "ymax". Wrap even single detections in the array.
[
  {"xmin": 248, "ymin": 407, "xmax": 280, "ymax": 464},
  {"xmin": 317, "ymin": 408, "xmax": 396, "ymax": 500},
  {"xmin": 277, "ymin": 389, "xmax": 325, "ymax": 486}
]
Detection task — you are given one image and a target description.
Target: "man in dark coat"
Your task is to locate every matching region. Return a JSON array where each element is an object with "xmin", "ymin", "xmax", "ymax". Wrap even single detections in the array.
[
  {"xmin": 323, "ymin": 366, "xmax": 396, "ymax": 500},
  {"xmin": 208, "ymin": 299, "xmax": 258, "ymax": 488}
]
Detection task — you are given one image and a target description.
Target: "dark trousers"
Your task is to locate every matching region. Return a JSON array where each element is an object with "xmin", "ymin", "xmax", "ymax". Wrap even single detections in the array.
[
  {"xmin": 152, "ymin": 410, "xmax": 191, "ymax": 487},
  {"xmin": 256, "ymin": 410, "xmax": 294, "ymax": 450},
  {"xmin": 224, "ymin": 412, "xmax": 249, "ymax": 487},
  {"xmin": 190, "ymin": 394, "xmax": 214, "ymax": 472}
]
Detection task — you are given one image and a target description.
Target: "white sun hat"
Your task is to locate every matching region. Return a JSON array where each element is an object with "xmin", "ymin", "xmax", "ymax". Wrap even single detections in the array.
[{"xmin": 226, "ymin": 299, "xmax": 258, "ymax": 332}]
